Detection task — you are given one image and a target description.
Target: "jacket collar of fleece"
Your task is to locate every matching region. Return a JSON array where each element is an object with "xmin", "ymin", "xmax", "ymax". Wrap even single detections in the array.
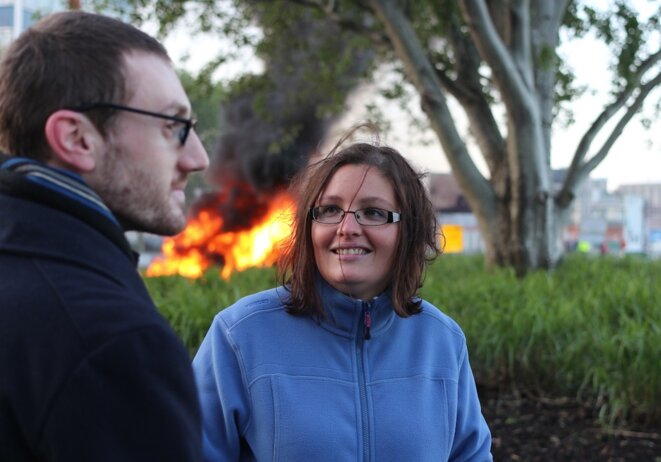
[{"xmin": 315, "ymin": 276, "xmax": 396, "ymax": 339}]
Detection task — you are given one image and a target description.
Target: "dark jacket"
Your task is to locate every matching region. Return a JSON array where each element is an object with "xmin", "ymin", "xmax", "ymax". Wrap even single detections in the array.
[{"xmin": 0, "ymin": 158, "xmax": 202, "ymax": 461}]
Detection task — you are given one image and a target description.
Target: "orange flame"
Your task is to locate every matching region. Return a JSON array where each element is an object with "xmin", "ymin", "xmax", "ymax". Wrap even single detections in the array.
[{"xmin": 146, "ymin": 191, "xmax": 294, "ymax": 279}]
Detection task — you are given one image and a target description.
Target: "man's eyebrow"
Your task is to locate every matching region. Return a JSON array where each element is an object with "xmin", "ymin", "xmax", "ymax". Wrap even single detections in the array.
[{"xmin": 162, "ymin": 102, "xmax": 193, "ymax": 118}]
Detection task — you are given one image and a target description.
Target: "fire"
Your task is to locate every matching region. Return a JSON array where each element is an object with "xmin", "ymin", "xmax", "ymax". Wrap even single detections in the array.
[{"xmin": 146, "ymin": 190, "xmax": 295, "ymax": 279}]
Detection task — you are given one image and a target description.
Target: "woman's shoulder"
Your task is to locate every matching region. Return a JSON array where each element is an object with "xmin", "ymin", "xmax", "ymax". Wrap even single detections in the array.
[
  {"xmin": 215, "ymin": 286, "xmax": 291, "ymax": 328},
  {"xmin": 415, "ymin": 299, "xmax": 466, "ymax": 339}
]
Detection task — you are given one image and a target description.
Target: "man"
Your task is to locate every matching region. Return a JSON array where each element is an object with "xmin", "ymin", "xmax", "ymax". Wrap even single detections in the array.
[{"xmin": 0, "ymin": 11, "xmax": 209, "ymax": 461}]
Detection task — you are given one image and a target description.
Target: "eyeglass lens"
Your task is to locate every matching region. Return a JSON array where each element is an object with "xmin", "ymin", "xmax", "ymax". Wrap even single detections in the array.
[{"xmin": 311, "ymin": 206, "xmax": 399, "ymax": 225}]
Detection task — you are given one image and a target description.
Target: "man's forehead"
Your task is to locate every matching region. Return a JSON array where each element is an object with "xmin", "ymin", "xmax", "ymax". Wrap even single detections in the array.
[{"xmin": 121, "ymin": 51, "xmax": 190, "ymax": 112}]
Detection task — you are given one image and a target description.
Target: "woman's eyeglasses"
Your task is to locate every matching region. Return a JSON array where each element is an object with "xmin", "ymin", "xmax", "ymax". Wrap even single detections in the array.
[{"xmin": 310, "ymin": 205, "xmax": 401, "ymax": 226}]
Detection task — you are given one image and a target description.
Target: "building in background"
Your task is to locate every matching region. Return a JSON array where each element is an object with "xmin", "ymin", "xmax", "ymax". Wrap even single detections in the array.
[
  {"xmin": 617, "ymin": 182, "xmax": 661, "ymax": 257},
  {"xmin": 567, "ymin": 178, "xmax": 655, "ymax": 256},
  {"xmin": 1, "ymin": 1, "xmax": 132, "ymax": 50},
  {"xmin": 568, "ymin": 177, "xmax": 624, "ymax": 254},
  {"xmin": 428, "ymin": 173, "xmax": 484, "ymax": 254},
  {"xmin": 428, "ymin": 172, "xmax": 658, "ymax": 257},
  {"xmin": 0, "ymin": 0, "xmax": 61, "ymax": 48}
]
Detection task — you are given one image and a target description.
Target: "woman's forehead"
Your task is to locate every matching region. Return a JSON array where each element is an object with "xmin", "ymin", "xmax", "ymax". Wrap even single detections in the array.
[{"xmin": 318, "ymin": 164, "xmax": 397, "ymax": 206}]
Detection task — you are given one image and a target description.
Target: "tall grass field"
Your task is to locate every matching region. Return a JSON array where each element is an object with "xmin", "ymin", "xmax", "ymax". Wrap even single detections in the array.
[{"xmin": 144, "ymin": 254, "xmax": 660, "ymax": 426}]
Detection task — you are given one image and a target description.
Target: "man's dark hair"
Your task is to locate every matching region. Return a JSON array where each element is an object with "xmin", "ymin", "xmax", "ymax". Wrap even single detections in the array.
[{"xmin": 0, "ymin": 11, "xmax": 169, "ymax": 161}]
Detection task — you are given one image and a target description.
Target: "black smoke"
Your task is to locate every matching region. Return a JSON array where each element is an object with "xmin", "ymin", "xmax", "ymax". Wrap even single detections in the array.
[{"xmin": 203, "ymin": 7, "xmax": 374, "ymax": 201}]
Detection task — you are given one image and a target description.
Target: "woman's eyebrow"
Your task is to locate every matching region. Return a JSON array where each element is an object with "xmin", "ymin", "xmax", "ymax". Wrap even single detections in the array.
[{"xmin": 319, "ymin": 194, "xmax": 396, "ymax": 208}]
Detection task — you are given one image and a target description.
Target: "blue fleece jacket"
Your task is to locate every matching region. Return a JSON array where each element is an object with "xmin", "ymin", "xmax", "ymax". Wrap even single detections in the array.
[{"xmin": 193, "ymin": 280, "xmax": 492, "ymax": 461}]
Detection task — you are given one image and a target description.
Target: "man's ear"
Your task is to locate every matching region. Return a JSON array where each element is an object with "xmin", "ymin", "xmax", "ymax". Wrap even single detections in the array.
[{"xmin": 44, "ymin": 110, "xmax": 103, "ymax": 173}]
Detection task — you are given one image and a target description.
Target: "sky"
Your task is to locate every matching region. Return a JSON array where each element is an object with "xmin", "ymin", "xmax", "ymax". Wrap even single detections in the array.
[{"xmin": 154, "ymin": 4, "xmax": 660, "ymax": 192}]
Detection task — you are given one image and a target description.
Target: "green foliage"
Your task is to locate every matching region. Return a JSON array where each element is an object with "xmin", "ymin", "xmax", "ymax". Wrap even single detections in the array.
[
  {"xmin": 174, "ymin": 67, "xmax": 226, "ymax": 199},
  {"xmin": 422, "ymin": 253, "xmax": 661, "ymax": 426},
  {"xmin": 177, "ymin": 68, "xmax": 226, "ymax": 152},
  {"xmin": 564, "ymin": 1, "xmax": 659, "ymax": 92},
  {"xmin": 145, "ymin": 267, "xmax": 278, "ymax": 355},
  {"xmin": 111, "ymin": 0, "xmax": 659, "ymax": 154},
  {"xmin": 145, "ymin": 253, "xmax": 661, "ymax": 426}
]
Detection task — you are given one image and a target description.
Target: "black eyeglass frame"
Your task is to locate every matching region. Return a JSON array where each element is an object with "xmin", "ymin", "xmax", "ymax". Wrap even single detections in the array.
[
  {"xmin": 310, "ymin": 206, "xmax": 402, "ymax": 226},
  {"xmin": 66, "ymin": 102, "xmax": 197, "ymax": 146}
]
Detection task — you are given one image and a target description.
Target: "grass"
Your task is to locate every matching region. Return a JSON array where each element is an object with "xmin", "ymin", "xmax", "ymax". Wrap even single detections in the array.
[
  {"xmin": 146, "ymin": 267, "xmax": 279, "ymax": 352},
  {"xmin": 143, "ymin": 253, "xmax": 661, "ymax": 426}
]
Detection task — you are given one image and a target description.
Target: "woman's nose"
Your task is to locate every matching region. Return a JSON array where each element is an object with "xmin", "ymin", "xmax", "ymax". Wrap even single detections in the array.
[{"xmin": 338, "ymin": 211, "xmax": 361, "ymax": 234}]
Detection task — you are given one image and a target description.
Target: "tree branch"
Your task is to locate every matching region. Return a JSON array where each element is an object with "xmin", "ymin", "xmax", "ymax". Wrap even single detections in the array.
[
  {"xmin": 368, "ymin": 0, "xmax": 497, "ymax": 218},
  {"xmin": 460, "ymin": 0, "xmax": 550, "ymax": 193},
  {"xmin": 557, "ymin": 47, "xmax": 661, "ymax": 207},
  {"xmin": 510, "ymin": 0, "xmax": 534, "ymax": 89},
  {"xmin": 442, "ymin": 20, "xmax": 506, "ymax": 174},
  {"xmin": 634, "ymin": 47, "xmax": 661, "ymax": 82},
  {"xmin": 289, "ymin": 0, "xmax": 390, "ymax": 45},
  {"xmin": 459, "ymin": 0, "xmax": 530, "ymax": 109},
  {"xmin": 531, "ymin": 0, "xmax": 570, "ymax": 153},
  {"xmin": 581, "ymin": 71, "xmax": 661, "ymax": 178}
]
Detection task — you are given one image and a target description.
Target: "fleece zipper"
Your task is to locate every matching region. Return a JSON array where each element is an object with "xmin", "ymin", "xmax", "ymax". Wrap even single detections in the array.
[{"xmin": 356, "ymin": 300, "xmax": 372, "ymax": 461}]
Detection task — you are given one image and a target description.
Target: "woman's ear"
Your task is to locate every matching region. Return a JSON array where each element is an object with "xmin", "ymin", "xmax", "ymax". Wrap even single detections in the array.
[{"xmin": 44, "ymin": 110, "xmax": 103, "ymax": 173}]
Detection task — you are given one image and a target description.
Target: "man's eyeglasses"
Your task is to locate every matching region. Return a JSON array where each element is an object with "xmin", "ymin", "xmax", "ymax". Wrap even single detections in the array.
[
  {"xmin": 310, "ymin": 205, "xmax": 401, "ymax": 226},
  {"xmin": 66, "ymin": 102, "xmax": 197, "ymax": 146}
]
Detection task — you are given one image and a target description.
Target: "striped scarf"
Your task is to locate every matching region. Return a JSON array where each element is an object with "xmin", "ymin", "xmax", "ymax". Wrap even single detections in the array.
[{"xmin": 1, "ymin": 157, "xmax": 119, "ymax": 226}]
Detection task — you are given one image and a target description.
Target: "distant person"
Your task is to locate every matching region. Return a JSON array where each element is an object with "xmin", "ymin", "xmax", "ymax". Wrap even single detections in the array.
[
  {"xmin": 193, "ymin": 129, "xmax": 492, "ymax": 461},
  {"xmin": 0, "ymin": 11, "xmax": 209, "ymax": 461}
]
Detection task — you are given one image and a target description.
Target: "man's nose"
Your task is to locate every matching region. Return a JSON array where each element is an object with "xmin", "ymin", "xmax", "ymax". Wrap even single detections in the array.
[{"xmin": 180, "ymin": 131, "xmax": 209, "ymax": 172}]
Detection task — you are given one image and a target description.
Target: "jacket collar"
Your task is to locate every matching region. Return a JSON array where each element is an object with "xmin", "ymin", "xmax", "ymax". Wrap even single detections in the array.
[
  {"xmin": 0, "ymin": 153, "xmax": 137, "ymax": 265},
  {"xmin": 1, "ymin": 154, "xmax": 119, "ymax": 225},
  {"xmin": 316, "ymin": 277, "xmax": 396, "ymax": 339}
]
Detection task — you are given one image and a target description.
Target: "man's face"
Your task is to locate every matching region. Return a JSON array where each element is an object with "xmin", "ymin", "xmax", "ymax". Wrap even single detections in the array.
[{"xmin": 89, "ymin": 51, "xmax": 209, "ymax": 235}]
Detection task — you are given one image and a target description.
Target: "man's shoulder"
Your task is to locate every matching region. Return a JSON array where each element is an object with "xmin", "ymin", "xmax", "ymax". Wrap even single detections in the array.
[
  {"xmin": 0, "ymin": 249, "xmax": 189, "ymax": 430},
  {"xmin": 0, "ymin": 180, "xmax": 135, "ymax": 264},
  {"xmin": 0, "ymin": 241, "xmax": 166, "ymax": 347}
]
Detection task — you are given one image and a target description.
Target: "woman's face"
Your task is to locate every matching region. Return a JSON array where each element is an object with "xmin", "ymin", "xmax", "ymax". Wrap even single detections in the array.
[{"xmin": 312, "ymin": 164, "xmax": 400, "ymax": 300}]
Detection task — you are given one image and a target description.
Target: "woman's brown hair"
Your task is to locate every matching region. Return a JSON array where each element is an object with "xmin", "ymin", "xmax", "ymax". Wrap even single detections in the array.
[{"xmin": 278, "ymin": 125, "xmax": 440, "ymax": 318}]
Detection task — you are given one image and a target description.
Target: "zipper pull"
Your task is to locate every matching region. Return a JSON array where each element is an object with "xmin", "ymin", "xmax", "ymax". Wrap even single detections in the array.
[{"xmin": 363, "ymin": 304, "xmax": 372, "ymax": 340}]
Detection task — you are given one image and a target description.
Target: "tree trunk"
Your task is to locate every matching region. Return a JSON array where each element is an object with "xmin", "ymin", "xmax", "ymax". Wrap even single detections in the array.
[
  {"xmin": 370, "ymin": 0, "xmax": 567, "ymax": 276},
  {"xmin": 364, "ymin": 0, "xmax": 658, "ymax": 275}
]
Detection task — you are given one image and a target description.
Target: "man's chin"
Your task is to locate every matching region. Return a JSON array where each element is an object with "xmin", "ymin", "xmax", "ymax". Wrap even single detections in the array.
[
  {"xmin": 158, "ymin": 219, "xmax": 187, "ymax": 237},
  {"xmin": 125, "ymin": 214, "xmax": 187, "ymax": 237}
]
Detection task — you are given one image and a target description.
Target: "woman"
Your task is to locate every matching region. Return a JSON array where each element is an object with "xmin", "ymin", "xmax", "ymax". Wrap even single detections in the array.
[{"xmin": 193, "ymin": 134, "xmax": 492, "ymax": 461}]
